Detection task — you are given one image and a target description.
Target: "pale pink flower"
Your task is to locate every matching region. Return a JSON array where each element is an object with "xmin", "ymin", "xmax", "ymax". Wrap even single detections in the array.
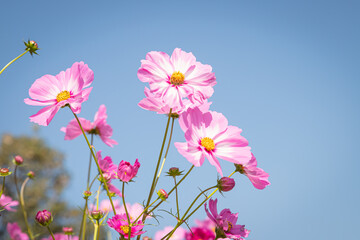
[
  {"xmin": 41, "ymin": 233, "xmax": 79, "ymax": 240},
  {"xmin": 7, "ymin": 222, "xmax": 29, "ymax": 240},
  {"xmin": 118, "ymin": 202, "xmax": 150, "ymax": 220},
  {"xmin": 60, "ymin": 105, "xmax": 118, "ymax": 147},
  {"xmin": 175, "ymin": 107, "xmax": 251, "ymax": 176},
  {"xmin": 138, "ymin": 48, "xmax": 216, "ymax": 109},
  {"xmin": 0, "ymin": 194, "xmax": 19, "ymax": 212},
  {"xmin": 235, "ymin": 154, "xmax": 270, "ymax": 190},
  {"xmin": 205, "ymin": 199, "xmax": 250, "ymax": 239},
  {"xmin": 96, "ymin": 151, "xmax": 117, "ymax": 180},
  {"xmin": 138, "ymin": 87, "xmax": 212, "ymax": 115},
  {"xmin": 107, "ymin": 213, "xmax": 145, "ymax": 238},
  {"xmin": 155, "ymin": 226, "xmax": 186, "ymax": 240},
  {"xmin": 24, "ymin": 62, "xmax": 93, "ymax": 126},
  {"xmin": 89, "ymin": 199, "xmax": 121, "ymax": 214},
  {"xmin": 117, "ymin": 159, "xmax": 140, "ymax": 182}
]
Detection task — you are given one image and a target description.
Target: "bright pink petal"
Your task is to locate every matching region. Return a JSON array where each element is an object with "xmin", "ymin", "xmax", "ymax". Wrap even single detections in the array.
[
  {"xmin": 94, "ymin": 104, "xmax": 107, "ymax": 125},
  {"xmin": 28, "ymin": 74, "xmax": 61, "ymax": 101},
  {"xmin": 29, "ymin": 104, "xmax": 60, "ymax": 126}
]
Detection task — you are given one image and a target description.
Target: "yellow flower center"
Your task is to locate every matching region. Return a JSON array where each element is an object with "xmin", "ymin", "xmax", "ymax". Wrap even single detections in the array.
[
  {"xmin": 120, "ymin": 225, "xmax": 130, "ymax": 234},
  {"xmin": 56, "ymin": 90, "xmax": 71, "ymax": 102},
  {"xmin": 201, "ymin": 137, "xmax": 215, "ymax": 151},
  {"xmin": 170, "ymin": 71, "xmax": 185, "ymax": 85},
  {"xmin": 227, "ymin": 221, "xmax": 233, "ymax": 231}
]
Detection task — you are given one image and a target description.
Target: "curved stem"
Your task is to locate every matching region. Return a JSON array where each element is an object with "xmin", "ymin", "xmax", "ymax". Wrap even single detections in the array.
[
  {"xmin": 0, "ymin": 50, "xmax": 29, "ymax": 76},
  {"xmin": 121, "ymin": 182, "xmax": 132, "ymax": 240},
  {"xmin": 68, "ymin": 106, "xmax": 117, "ymax": 215},
  {"xmin": 47, "ymin": 226, "xmax": 56, "ymax": 240},
  {"xmin": 14, "ymin": 166, "xmax": 34, "ymax": 240}
]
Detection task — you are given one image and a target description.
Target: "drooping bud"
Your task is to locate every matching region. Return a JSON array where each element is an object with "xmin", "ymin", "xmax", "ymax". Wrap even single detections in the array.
[
  {"xmin": 91, "ymin": 210, "xmax": 103, "ymax": 221},
  {"xmin": 13, "ymin": 155, "xmax": 24, "ymax": 165},
  {"xmin": 27, "ymin": 171, "xmax": 35, "ymax": 179},
  {"xmin": 166, "ymin": 167, "xmax": 183, "ymax": 177},
  {"xmin": 157, "ymin": 189, "xmax": 168, "ymax": 201},
  {"xmin": 63, "ymin": 227, "xmax": 73, "ymax": 235},
  {"xmin": 0, "ymin": 168, "xmax": 11, "ymax": 177},
  {"xmin": 217, "ymin": 177, "xmax": 235, "ymax": 192},
  {"xmin": 35, "ymin": 209, "xmax": 53, "ymax": 226}
]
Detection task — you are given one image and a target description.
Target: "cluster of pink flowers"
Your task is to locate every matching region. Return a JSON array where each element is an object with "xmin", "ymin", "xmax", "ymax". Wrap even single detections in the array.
[{"xmin": 13, "ymin": 48, "xmax": 270, "ymax": 239}]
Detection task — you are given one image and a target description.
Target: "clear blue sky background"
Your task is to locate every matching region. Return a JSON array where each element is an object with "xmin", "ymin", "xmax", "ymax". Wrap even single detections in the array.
[{"xmin": 1, "ymin": 0, "xmax": 359, "ymax": 239}]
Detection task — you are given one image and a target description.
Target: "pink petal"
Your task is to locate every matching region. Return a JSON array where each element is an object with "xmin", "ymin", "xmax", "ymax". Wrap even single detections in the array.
[{"xmin": 29, "ymin": 104, "xmax": 61, "ymax": 126}]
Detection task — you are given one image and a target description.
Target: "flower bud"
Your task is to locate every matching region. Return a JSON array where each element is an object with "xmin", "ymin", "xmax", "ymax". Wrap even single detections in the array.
[
  {"xmin": 117, "ymin": 159, "xmax": 140, "ymax": 182},
  {"xmin": 27, "ymin": 171, "xmax": 35, "ymax": 179},
  {"xmin": 157, "ymin": 189, "xmax": 168, "ymax": 201},
  {"xmin": 35, "ymin": 210, "xmax": 53, "ymax": 226},
  {"xmin": 166, "ymin": 167, "xmax": 183, "ymax": 177},
  {"xmin": 217, "ymin": 177, "xmax": 235, "ymax": 192},
  {"xmin": 91, "ymin": 210, "xmax": 103, "ymax": 221},
  {"xmin": 24, "ymin": 40, "xmax": 39, "ymax": 56},
  {"xmin": 13, "ymin": 155, "xmax": 24, "ymax": 165},
  {"xmin": 63, "ymin": 227, "xmax": 73, "ymax": 235},
  {"xmin": 83, "ymin": 190, "xmax": 92, "ymax": 198},
  {"xmin": 0, "ymin": 168, "xmax": 11, "ymax": 177}
]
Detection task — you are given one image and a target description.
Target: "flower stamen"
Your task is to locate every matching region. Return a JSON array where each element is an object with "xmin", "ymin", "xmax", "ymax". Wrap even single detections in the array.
[
  {"xmin": 56, "ymin": 91, "xmax": 71, "ymax": 102},
  {"xmin": 201, "ymin": 137, "xmax": 215, "ymax": 151},
  {"xmin": 121, "ymin": 225, "xmax": 130, "ymax": 234},
  {"xmin": 170, "ymin": 71, "xmax": 185, "ymax": 85}
]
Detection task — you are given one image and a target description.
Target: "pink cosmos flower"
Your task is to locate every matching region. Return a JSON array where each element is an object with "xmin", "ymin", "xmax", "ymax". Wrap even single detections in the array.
[
  {"xmin": 89, "ymin": 199, "xmax": 121, "ymax": 214},
  {"xmin": 24, "ymin": 62, "xmax": 93, "ymax": 126},
  {"xmin": 138, "ymin": 48, "xmax": 216, "ymax": 109},
  {"xmin": 118, "ymin": 202, "xmax": 150, "ymax": 220},
  {"xmin": 41, "ymin": 233, "xmax": 79, "ymax": 240},
  {"xmin": 7, "ymin": 222, "xmax": 29, "ymax": 240},
  {"xmin": 0, "ymin": 194, "xmax": 19, "ymax": 212},
  {"xmin": 175, "ymin": 107, "xmax": 251, "ymax": 176},
  {"xmin": 205, "ymin": 199, "xmax": 250, "ymax": 239},
  {"xmin": 107, "ymin": 213, "xmax": 145, "ymax": 238},
  {"xmin": 138, "ymin": 87, "xmax": 212, "ymax": 116},
  {"xmin": 155, "ymin": 226, "xmax": 186, "ymax": 240},
  {"xmin": 235, "ymin": 154, "xmax": 270, "ymax": 190},
  {"xmin": 60, "ymin": 105, "xmax": 118, "ymax": 147},
  {"xmin": 117, "ymin": 159, "xmax": 140, "ymax": 182},
  {"xmin": 96, "ymin": 151, "xmax": 117, "ymax": 180},
  {"xmin": 185, "ymin": 227, "xmax": 215, "ymax": 240}
]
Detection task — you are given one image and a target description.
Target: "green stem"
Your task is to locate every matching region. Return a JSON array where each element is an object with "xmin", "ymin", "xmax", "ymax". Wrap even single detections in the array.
[
  {"xmin": 121, "ymin": 182, "xmax": 132, "ymax": 240},
  {"xmin": 68, "ymin": 106, "xmax": 117, "ymax": 215},
  {"xmin": 0, "ymin": 50, "xmax": 29, "ymax": 76},
  {"xmin": 79, "ymin": 198, "xmax": 88, "ymax": 240},
  {"xmin": 14, "ymin": 166, "xmax": 34, "ymax": 240},
  {"xmin": 87, "ymin": 134, "xmax": 94, "ymax": 190},
  {"xmin": 174, "ymin": 177, "xmax": 180, "ymax": 220},
  {"xmin": 0, "ymin": 176, "xmax": 5, "ymax": 197},
  {"xmin": 143, "ymin": 109, "xmax": 173, "ymax": 214},
  {"xmin": 47, "ymin": 226, "xmax": 56, "ymax": 240},
  {"xmin": 155, "ymin": 117, "xmax": 175, "ymax": 187}
]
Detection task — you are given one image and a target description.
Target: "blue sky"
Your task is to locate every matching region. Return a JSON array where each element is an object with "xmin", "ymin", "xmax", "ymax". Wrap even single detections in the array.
[{"xmin": 1, "ymin": 0, "xmax": 359, "ymax": 239}]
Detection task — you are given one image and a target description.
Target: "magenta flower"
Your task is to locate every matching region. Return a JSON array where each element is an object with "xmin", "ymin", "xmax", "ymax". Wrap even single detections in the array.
[
  {"xmin": 61, "ymin": 105, "xmax": 118, "ymax": 147},
  {"xmin": 0, "ymin": 194, "xmax": 19, "ymax": 212},
  {"xmin": 138, "ymin": 48, "xmax": 216, "ymax": 109},
  {"xmin": 175, "ymin": 107, "xmax": 251, "ymax": 176},
  {"xmin": 96, "ymin": 151, "xmax": 117, "ymax": 180},
  {"xmin": 24, "ymin": 62, "xmax": 93, "ymax": 126},
  {"xmin": 7, "ymin": 222, "xmax": 29, "ymax": 240},
  {"xmin": 117, "ymin": 159, "xmax": 140, "ymax": 182},
  {"xmin": 107, "ymin": 213, "xmax": 145, "ymax": 238},
  {"xmin": 235, "ymin": 154, "xmax": 270, "ymax": 190},
  {"xmin": 205, "ymin": 199, "xmax": 250, "ymax": 239},
  {"xmin": 185, "ymin": 227, "xmax": 215, "ymax": 240},
  {"xmin": 155, "ymin": 226, "xmax": 186, "ymax": 240},
  {"xmin": 41, "ymin": 233, "xmax": 79, "ymax": 240},
  {"xmin": 138, "ymin": 87, "xmax": 212, "ymax": 116}
]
